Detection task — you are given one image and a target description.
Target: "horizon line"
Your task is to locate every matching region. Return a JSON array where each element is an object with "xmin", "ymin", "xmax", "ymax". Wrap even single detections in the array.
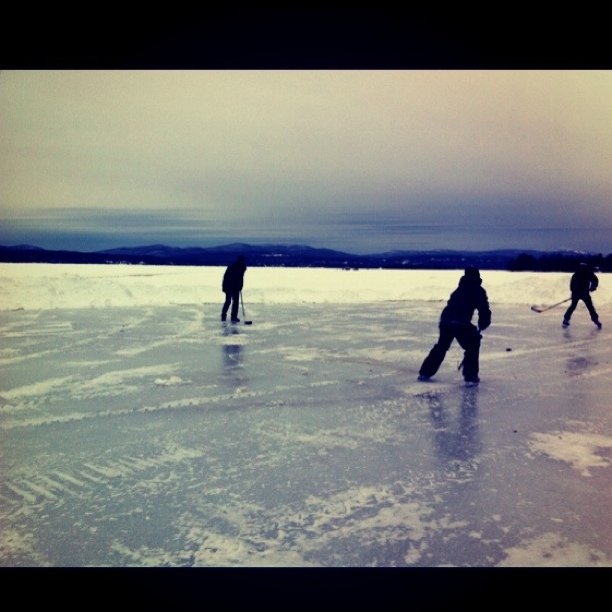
[{"xmin": 1, "ymin": 241, "xmax": 609, "ymax": 257}]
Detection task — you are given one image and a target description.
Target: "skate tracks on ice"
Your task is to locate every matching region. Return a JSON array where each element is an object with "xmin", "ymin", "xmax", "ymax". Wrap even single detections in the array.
[{"xmin": 0, "ymin": 301, "xmax": 611, "ymax": 567}]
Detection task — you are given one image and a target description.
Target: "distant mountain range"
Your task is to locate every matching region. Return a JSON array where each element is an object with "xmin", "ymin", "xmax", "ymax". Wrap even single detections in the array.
[{"xmin": 0, "ymin": 242, "xmax": 610, "ymax": 271}]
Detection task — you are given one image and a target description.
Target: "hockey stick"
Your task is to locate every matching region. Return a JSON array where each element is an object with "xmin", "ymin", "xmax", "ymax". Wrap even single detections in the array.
[
  {"xmin": 530, "ymin": 297, "xmax": 571, "ymax": 313},
  {"xmin": 240, "ymin": 291, "xmax": 253, "ymax": 325}
]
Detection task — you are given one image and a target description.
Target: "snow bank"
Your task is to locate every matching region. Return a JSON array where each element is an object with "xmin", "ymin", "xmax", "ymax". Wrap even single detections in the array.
[{"xmin": 1, "ymin": 263, "xmax": 611, "ymax": 311}]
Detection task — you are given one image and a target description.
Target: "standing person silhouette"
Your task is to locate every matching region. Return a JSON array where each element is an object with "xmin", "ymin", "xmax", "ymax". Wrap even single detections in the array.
[
  {"xmin": 221, "ymin": 255, "xmax": 247, "ymax": 323},
  {"xmin": 418, "ymin": 266, "xmax": 491, "ymax": 387},
  {"xmin": 562, "ymin": 262, "xmax": 602, "ymax": 329}
]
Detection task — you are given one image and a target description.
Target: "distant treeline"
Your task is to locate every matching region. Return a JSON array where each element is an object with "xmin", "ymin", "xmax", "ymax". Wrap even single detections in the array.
[
  {"xmin": 507, "ymin": 252, "xmax": 612, "ymax": 272},
  {"xmin": 1, "ymin": 243, "xmax": 611, "ymax": 272}
]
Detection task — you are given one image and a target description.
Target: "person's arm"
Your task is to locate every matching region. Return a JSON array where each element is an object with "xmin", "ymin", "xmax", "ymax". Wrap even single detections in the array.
[{"xmin": 477, "ymin": 289, "xmax": 491, "ymax": 331}]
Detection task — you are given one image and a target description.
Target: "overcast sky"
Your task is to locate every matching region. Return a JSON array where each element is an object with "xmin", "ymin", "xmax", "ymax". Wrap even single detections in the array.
[{"xmin": 1, "ymin": 70, "xmax": 611, "ymax": 253}]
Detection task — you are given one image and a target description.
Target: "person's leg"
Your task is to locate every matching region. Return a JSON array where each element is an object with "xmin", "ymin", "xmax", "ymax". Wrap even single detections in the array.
[
  {"xmin": 582, "ymin": 294, "xmax": 600, "ymax": 324},
  {"xmin": 230, "ymin": 291, "xmax": 240, "ymax": 321},
  {"xmin": 419, "ymin": 326, "xmax": 455, "ymax": 379},
  {"xmin": 221, "ymin": 292, "xmax": 232, "ymax": 320},
  {"xmin": 563, "ymin": 297, "xmax": 579, "ymax": 324},
  {"xmin": 456, "ymin": 325, "xmax": 482, "ymax": 383}
]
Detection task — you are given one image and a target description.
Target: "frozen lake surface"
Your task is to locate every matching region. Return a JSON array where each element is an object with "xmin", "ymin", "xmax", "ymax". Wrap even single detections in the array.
[{"xmin": 0, "ymin": 264, "xmax": 611, "ymax": 567}]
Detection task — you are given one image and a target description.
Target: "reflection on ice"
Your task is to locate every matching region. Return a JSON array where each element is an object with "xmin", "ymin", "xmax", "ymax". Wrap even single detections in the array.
[
  {"xmin": 220, "ymin": 324, "xmax": 248, "ymax": 390},
  {"xmin": 429, "ymin": 388, "xmax": 482, "ymax": 462},
  {"xmin": 222, "ymin": 343, "xmax": 242, "ymax": 369},
  {"xmin": 222, "ymin": 324, "xmax": 243, "ymax": 367}
]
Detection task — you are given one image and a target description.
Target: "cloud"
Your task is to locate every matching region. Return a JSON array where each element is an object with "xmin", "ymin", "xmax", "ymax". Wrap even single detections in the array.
[{"xmin": 1, "ymin": 70, "xmax": 611, "ymax": 252}]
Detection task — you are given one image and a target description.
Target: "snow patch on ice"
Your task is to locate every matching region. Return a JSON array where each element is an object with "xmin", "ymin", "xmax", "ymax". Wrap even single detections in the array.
[
  {"xmin": 284, "ymin": 483, "xmax": 432, "ymax": 565},
  {"xmin": 292, "ymin": 427, "xmax": 383, "ymax": 451},
  {"xmin": 109, "ymin": 541, "xmax": 193, "ymax": 567},
  {"xmin": 154, "ymin": 375, "xmax": 190, "ymax": 386},
  {"xmin": 215, "ymin": 334, "xmax": 250, "ymax": 346},
  {"xmin": 64, "ymin": 359, "xmax": 117, "ymax": 368},
  {"xmin": 279, "ymin": 347, "xmax": 321, "ymax": 362},
  {"xmin": 115, "ymin": 339, "xmax": 192, "ymax": 357},
  {"xmin": 528, "ymin": 430, "xmax": 612, "ymax": 476},
  {"xmin": 1, "ymin": 376, "xmax": 74, "ymax": 400},
  {"xmin": 187, "ymin": 524, "xmax": 311, "ymax": 567},
  {"xmin": 0, "ymin": 528, "xmax": 50, "ymax": 566},
  {"xmin": 498, "ymin": 532, "xmax": 611, "ymax": 567},
  {"xmin": 73, "ymin": 364, "xmax": 179, "ymax": 399},
  {"xmin": 175, "ymin": 483, "xmax": 435, "ymax": 567}
]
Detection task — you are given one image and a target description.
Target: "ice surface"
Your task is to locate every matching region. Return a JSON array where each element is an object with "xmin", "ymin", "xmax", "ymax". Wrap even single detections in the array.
[
  {"xmin": 0, "ymin": 264, "xmax": 610, "ymax": 567},
  {"xmin": 2, "ymin": 263, "xmax": 612, "ymax": 310}
]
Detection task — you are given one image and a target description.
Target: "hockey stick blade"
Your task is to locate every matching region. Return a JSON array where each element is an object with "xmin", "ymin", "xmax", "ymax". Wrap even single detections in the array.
[{"xmin": 531, "ymin": 297, "xmax": 571, "ymax": 313}]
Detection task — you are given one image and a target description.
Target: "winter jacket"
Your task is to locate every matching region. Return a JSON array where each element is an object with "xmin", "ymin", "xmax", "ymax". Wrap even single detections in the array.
[
  {"xmin": 440, "ymin": 274, "xmax": 491, "ymax": 331},
  {"xmin": 222, "ymin": 258, "xmax": 246, "ymax": 293},
  {"xmin": 570, "ymin": 268, "xmax": 598, "ymax": 296}
]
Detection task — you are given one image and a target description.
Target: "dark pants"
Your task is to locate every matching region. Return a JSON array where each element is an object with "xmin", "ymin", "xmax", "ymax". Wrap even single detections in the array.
[
  {"xmin": 564, "ymin": 293, "xmax": 599, "ymax": 323},
  {"xmin": 221, "ymin": 290, "xmax": 240, "ymax": 321},
  {"xmin": 419, "ymin": 323, "xmax": 482, "ymax": 382}
]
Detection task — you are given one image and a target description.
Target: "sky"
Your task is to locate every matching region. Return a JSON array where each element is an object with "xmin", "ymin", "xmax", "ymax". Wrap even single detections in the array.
[{"xmin": 1, "ymin": 70, "xmax": 611, "ymax": 254}]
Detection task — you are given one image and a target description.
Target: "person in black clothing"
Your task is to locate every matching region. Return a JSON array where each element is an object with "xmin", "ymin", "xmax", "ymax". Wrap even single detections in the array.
[
  {"xmin": 418, "ymin": 266, "xmax": 491, "ymax": 387},
  {"xmin": 221, "ymin": 255, "xmax": 247, "ymax": 323},
  {"xmin": 562, "ymin": 262, "xmax": 602, "ymax": 329}
]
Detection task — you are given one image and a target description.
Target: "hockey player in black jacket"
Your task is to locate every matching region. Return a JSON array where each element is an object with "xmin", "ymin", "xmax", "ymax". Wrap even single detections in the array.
[
  {"xmin": 221, "ymin": 255, "xmax": 247, "ymax": 323},
  {"xmin": 418, "ymin": 266, "xmax": 491, "ymax": 387},
  {"xmin": 562, "ymin": 262, "xmax": 602, "ymax": 329}
]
